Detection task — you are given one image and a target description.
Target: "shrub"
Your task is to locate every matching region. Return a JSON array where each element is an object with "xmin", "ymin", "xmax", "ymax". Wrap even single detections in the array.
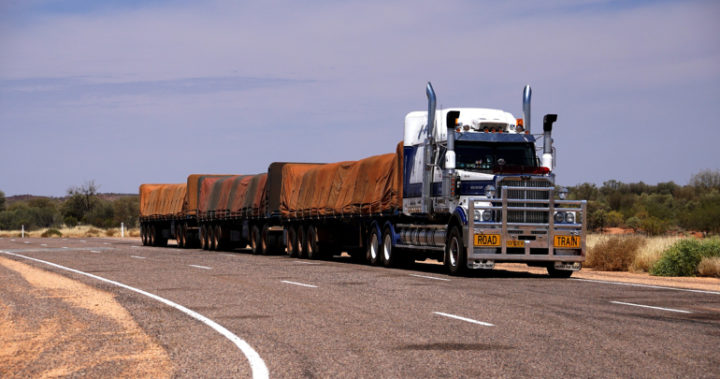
[
  {"xmin": 698, "ymin": 257, "xmax": 720, "ymax": 278},
  {"xmin": 586, "ymin": 235, "xmax": 646, "ymax": 271},
  {"xmin": 651, "ymin": 237, "xmax": 720, "ymax": 276},
  {"xmin": 105, "ymin": 229, "xmax": 116, "ymax": 237},
  {"xmin": 64, "ymin": 216, "xmax": 79, "ymax": 227},
  {"xmin": 41, "ymin": 228, "xmax": 62, "ymax": 238},
  {"xmin": 85, "ymin": 228, "xmax": 101, "ymax": 237}
]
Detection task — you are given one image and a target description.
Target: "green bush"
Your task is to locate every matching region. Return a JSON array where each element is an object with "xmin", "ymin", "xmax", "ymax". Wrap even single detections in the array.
[
  {"xmin": 41, "ymin": 228, "xmax": 62, "ymax": 237},
  {"xmin": 586, "ymin": 235, "xmax": 646, "ymax": 271},
  {"xmin": 651, "ymin": 237, "xmax": 720, "ymax": 276}
]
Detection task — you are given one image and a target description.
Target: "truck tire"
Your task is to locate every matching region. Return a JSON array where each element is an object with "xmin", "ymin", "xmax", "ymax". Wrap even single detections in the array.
[
  {"xmin": 251, "ymin": 225, "xmax": 263, "ymax": 255},
  {"xmin": 148, "ymin": 225, "xmax": 156, "ymax": 246},
  {"xmin": 141, "ymin": 225, "xmax": 147, "ymax": 246},
  {"xmin": 175, "ymin": 225, "xmax": 184, "ymax": 248},
  {"xmin": 547, "ymin": 265, "xmax": 573, "ymax": 278},
  {"xmin": 382, "ymin": 226, "xmax": 397, "ymax": 267},
  {"xmin": 286, "ymin": 226, "xmax": 299, "ymax": 258},
  {"xmin": 446, "ymin": 226, "xmax": 467, "ymax": 276},
  {"xmin": 366, "ymin": 226, "xmax": 381, "ymax": 266},
  {"xmin": 298, "ymin": 225, "xmax": 308, "ymax": 258},
  {"xmin": 214, "ymin": 225, "xmax": 223, "ymax": 250},
  {"xmin": 200, "ymin": 224, "xmax": 209, "ymax": 250},
  {"xmin": 306, "ymin": 225, "xmax": 320, "ymax": 259}
]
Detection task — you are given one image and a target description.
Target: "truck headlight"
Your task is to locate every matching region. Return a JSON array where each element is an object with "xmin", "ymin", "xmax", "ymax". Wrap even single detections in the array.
[
  {"xmin": 554, "ymin": 211, "xmax": 565, "ymax": 223},
  {"xmin": 485, "ymin": 185, "xmax": 496, "ymax": 198},
  {"xmin": 565, "ymin": 212, "xmax": 575, "ymax": 224},
  {"xmin": 558, "ymin": 187, "xmax": 568, "ymax": 200},
  {"xmin": 474, "ymin": 209, "xmax": 482, "ymax": 221},
  {"xmin": 482, "ymin": 210, "xmax": 493, "ymax": 222}
]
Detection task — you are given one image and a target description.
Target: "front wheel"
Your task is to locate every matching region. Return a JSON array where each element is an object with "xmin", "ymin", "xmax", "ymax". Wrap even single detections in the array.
[{"xmin": 446, "ymin": 226, "xmax": 467, "ymax": 276}]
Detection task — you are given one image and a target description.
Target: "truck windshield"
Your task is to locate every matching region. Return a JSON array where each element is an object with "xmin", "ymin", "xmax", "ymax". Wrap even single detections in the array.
[{"xmin": 454, "ymin": 142, "xmax": 537, "ymax": 171}]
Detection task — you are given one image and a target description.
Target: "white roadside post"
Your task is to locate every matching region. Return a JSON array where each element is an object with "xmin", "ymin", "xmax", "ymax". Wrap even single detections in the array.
[{"xmin": 121, "ymin": 222, "xmax": 125, "ymax": 238}]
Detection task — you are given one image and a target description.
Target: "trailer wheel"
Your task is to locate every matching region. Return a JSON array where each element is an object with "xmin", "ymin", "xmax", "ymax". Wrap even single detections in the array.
[
  {"xmin": 250, "ymin": 225, "xmax": 263, "ymax": 255},
  {"xmin": 382, "ymin": 227, "xmax": 397, "ymax": 267},
  {"xmin": 213, "ymin": 225, "xmax": 222, "ymax": 251},
  {"xmin": 148, "ymin": 225, "xmax": 156, "ymax": 246},
  {"xmin": 298, "ymin": 225, "xmax": 308, "ymax": 258},
  {"xmin": 141, "ymin": 225, "xmax": 147, "ymax": 246},
  {"xmin": 307, "ymin": 225, "xmax": 321, "ymax": 259},
  {"xmin": 286, "ymin": 226, "xmax": 298, "ymax": 258},
  {"xmin": 366, "ymin": 226, "xmax": 381, "ymax": 266},
  {"xmin": 200, "ymin": 224, "xmax": 208, "ymax": 250},
  {"xmin": 446, "ymin": 226, "xmax": 467, "ymax": 276},
  {"xmin": 175, "ymin": 225, "xmax": 184, "ymax": 248}
]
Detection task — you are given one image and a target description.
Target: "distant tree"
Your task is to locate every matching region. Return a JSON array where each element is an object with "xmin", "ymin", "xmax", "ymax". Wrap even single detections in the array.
[
  {"xmin": 62, "ymin": 180, "xmax": 100, "ymax": 223},
  {"xmin": 85, "ymin": 200, "xmax": 114, "ymax": 228},
  {"xmin": 113, "ymin": 196, "xmax": 139, "ymax": 228},
  {"xmin": 605, "ymin": 211, "xmax": 624, "ymax": 227},
  {"xmin": 27, "ymin": 198, "xmax": 61, "ymax": 228},
  {"xmin": 625, "ymin": 216, "xmax": 641, "ymax": 232},
  {"xmin": 0, "ymin": 190, "xmax": 5, "ymax": 212},
  {"xmin": 690, "ymin": 169, "xmax": 720, "ymax": 190}
]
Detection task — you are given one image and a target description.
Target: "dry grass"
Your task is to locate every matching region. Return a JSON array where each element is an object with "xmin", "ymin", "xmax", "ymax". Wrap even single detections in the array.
[
  {"xmin": 0, "ymin": 225, "xmax": 140, "ymax": 239},
  {"xmin": 586, "ymin": 235, "xmax": 646, "ymax": 271},
  {"xmin": 631, "ymin": 235, "xmax": 684, "ymax": 273},
  {"xmin": 698, "ymin": 257, "xmax": 720, "ymax": 278}
]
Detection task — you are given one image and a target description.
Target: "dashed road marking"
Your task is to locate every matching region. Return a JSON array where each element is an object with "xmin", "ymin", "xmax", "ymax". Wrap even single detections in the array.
[
  {"xmin": 281, "ymin": 280, "xmax": 318, "ymax": 288},
  {"xmin": 0, "ymin": 251, "xmax": 269, "ymax": 379},
  {"xmin": 90, "ymin": 250, "xmax": 101, "ymax": 254},
  {"xmin": 433, "ymin": 311, "xmax": 494, "ymax": 326},
  {"xmin": 573, "ymin": 278, "xmax": 720, "ymax": 295},
  {"xmin": 24, "ymin": 241, "xmax": 30, "ymax": 244},
  {"xmin": 41, "ymin": 243, "xmax": 48, "ymax": 247},
  {"xmin": 131, "ymin": 255, "xmax": 146, "ymax": 259},
  {"xmin": 189, "ymin": 264, "xmax": 212, "ymax": 270},
  {"xmin": 62, "ymin": 247, "xmax": 68, "ymax": 249},
  {"xmin": 294, "ymin": 261, "xmax": 320, "ymax": 265},
  {"xmin": 610, "ymin": 301, "xmax": 692, "ymax": 314},
  {"xmin": 409, "ymin": 274, "xmax": 449, "ymax": 281}
]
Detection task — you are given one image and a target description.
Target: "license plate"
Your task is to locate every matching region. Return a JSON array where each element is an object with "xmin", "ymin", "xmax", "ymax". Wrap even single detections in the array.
[
  {"xmin": 554, "ymin": 235, "xmax": 581, "ymax": 248},
  {"xmin": 507, "ymin": 239, "xmax": 525, "ymax": 248},
  {"xmin": 474, "ymin": 234, "xmax": 500, "ymax": 247}
]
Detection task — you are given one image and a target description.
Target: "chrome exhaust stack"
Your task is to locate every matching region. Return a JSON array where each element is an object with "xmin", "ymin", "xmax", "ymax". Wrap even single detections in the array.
[
  {"xmin": 523, "ymin": 85, "xmax": 531, "ymax": 133},
  {"xmin": 422, "ymin": 82, "xmax": 436, "ymax": 214}
]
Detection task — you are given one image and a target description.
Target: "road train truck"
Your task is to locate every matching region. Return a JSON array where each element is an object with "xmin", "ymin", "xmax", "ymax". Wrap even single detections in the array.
[{"xmin": 139, "ymin": 83, "xmax": 586, "ymax": 277}]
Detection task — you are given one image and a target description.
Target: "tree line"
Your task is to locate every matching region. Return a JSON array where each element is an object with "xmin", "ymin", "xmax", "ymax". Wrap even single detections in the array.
[
  {"xmin": 0, "ymin": 181, "xmax": 138, "ymax": 231},
  {"xmin": 1, "ymin": 170, "xmax": 719, "ymax": 234},
  {"xmin": 567, "ymin": 169, "xmax": 720, "ymax": 235}
]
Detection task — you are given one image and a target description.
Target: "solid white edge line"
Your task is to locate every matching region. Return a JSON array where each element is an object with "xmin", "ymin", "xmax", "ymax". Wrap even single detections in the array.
[
  {"xmin": 409, "ymin": 274, "xmax": 450, "ymax": 281},
  {"xmin": 189, "ymin": 264, "xmax": 212, "ymax": 270},
  {"xmin": 610, "ymin": 301, "xmax": 692, "ymax": 314},
  {"xmin": 433, "ymin": 311, "xmax": 494, "ymax": 326},
  {"xmin": 572, "ymin": 278, "xmax": 720, "ymax": 295},
  {"xmin": 281, "ymin": 280, "xmax": 318, "ymax": 288},
  {"xmin": 0, "ymin": 251, "xmax": 268, "ymax": 379}
]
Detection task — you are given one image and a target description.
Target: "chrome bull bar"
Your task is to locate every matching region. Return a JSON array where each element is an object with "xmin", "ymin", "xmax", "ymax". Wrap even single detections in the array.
[{"xmin": 466, "ymin": 186, "xmax": 587, "ymax": 267}]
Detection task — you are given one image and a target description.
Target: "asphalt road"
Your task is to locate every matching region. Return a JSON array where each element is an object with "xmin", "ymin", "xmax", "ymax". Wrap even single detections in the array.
[{"xmin": 2, "ymin": 237, "xmax": 719, "ymax": 378}]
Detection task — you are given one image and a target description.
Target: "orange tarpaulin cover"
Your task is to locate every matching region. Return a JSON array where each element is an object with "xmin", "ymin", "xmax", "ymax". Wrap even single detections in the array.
[
  {"xmin": 197, "ymin": 174, "xmax": 267, "ymax": 217},
  {"xmin": 280, "ymin": 144, "xmax": 403, "ymax": 217},
  {"xmin": 139, "ymin": 183, "xmax": 186, "ymax": 217}
]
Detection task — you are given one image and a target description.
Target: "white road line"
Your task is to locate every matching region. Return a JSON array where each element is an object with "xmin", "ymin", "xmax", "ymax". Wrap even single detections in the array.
[
  {"xmin": 189, "ymin": 264, "xmax": 212, "ymax": 270},
  {"xmin": 294, "ymin": 261, "xmax": 320, "ymax": 265},
  {"xmin": 433, "ymin": 312, "xmax": 494, "ymax": 326},
  {"xmin": 62, "ymin": 247, "xmax": 68, "ymax": 249},
  {"xmin": 90, "ymin": 250, "xmax": 101, "ymax": 254},
  {"xmin": 24, "ymin": 241, "xmax": 30, "ymax": 244},
  {"xmin": 131, "ymin": 255, "xmax": 146, "ymax": 259},
  {"xmin": 41, "ymin": 244, "xmax": 48, "ymax": 247},
  {"xmin": 281, "ymin": 280, "xmax": 318, "ymax": 288},
  {"xmin": 610, "ymin": 301, "xmax": 692, "ymax": 314},
  {"xmin": 0, "ymin": 251, "xmax": 268, "ymax": 379},
  {"xmin": 409, "ymin": 274, "xmax": 450, "ymax": 281},
  {"xmin": 104, "ymin": 242, "xmax": 110, "ymax": 245},
  {"xmin": 573, "ymin": 278, "xmax": 720, "ymax": 295}
]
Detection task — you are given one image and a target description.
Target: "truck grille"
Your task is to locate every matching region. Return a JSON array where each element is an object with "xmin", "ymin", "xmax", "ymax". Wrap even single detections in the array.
[{"xmin": 499, "ymin": 178, "xmax": 552, "ymax": 224}]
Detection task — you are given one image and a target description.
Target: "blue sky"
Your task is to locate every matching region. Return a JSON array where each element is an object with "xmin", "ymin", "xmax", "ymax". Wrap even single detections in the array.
[{"xmin": 1, "ymin": 0, "xmax": 719, "ymax": 196}]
